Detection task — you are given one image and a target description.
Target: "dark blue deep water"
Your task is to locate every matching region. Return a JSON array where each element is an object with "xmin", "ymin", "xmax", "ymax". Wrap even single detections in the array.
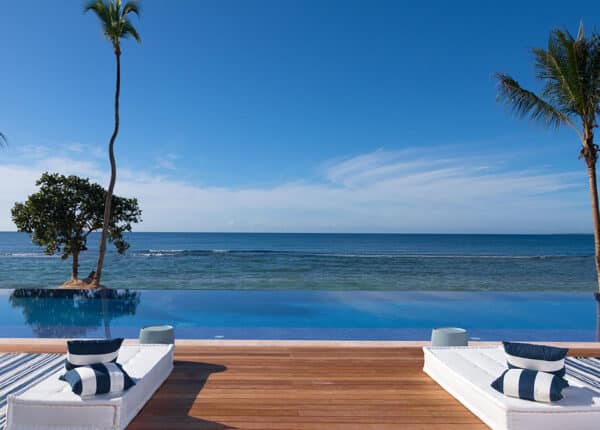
[{"xmin": 0, "ymin": 232, "xmax": 596, "ymax": 290}]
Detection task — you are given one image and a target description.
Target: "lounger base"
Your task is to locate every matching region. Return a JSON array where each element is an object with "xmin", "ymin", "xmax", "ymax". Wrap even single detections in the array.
[
  {"xmin": 423, "ymin": 346, "xmax": 600, "ymax": 430},
  {"xmin": 7, "ymin": 344, "xmax": 173, "ymax": 430}
]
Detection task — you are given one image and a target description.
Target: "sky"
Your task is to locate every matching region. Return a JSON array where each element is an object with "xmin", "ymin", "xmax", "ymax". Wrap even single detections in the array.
[{"xmin": 1, "ymin": 0, "xmax": 600, "ymax": 233}]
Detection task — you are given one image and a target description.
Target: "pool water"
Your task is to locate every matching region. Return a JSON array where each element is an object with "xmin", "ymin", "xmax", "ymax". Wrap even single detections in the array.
[{"xmin": 0, "ymin": 289, "xmax": 597, "ymax": 341}]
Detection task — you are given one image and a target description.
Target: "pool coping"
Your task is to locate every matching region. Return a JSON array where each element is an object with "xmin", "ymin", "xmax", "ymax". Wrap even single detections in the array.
[{"xmin": 0, "ymin": 338, "xmax": 599, "ymax": 349}]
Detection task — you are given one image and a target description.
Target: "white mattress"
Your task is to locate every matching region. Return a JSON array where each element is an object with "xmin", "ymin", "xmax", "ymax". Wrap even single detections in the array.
[
  {"xmin": 6, "ymin": 344, "xmax": 174, "ymax": 430},
  {"xmin": 423, "ymin": 346, "xmax": 600, "ymax": 430}
]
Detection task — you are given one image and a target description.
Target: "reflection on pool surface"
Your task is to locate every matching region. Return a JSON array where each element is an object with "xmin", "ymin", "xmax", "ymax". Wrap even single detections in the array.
[{"xmin": 0, "ymin": 289, "xmax": 596, "ymax": 341}]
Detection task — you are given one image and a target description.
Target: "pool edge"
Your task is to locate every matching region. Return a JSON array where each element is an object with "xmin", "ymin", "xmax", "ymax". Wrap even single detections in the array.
[{"xmin": 0, "ymin": 338, "xmax": 598, "ymax": 349}]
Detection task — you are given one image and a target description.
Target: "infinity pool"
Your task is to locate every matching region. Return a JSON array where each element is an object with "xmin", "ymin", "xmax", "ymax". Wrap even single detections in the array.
[{"xmin": 0, "ymin": 289, "xmax": 596, "ymax": 341}]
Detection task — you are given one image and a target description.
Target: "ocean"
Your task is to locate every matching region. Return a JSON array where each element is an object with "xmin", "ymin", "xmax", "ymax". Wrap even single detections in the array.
[{"xmin": 0, "ymin": 232, "xmax": 596, "ymax": 291}]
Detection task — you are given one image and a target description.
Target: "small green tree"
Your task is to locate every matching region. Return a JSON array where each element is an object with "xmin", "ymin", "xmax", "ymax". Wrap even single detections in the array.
[{"xmin": 11, "ymin": 173, "xmax": 141, "ymax": 284}]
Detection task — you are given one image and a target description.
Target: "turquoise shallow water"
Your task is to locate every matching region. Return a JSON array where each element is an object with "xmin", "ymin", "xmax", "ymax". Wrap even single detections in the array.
[{"xmin": 0, "ymin": 232, "xmax": 596, "ymax": 290}]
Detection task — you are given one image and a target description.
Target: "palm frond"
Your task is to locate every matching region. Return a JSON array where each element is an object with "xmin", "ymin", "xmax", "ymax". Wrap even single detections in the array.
[
  {"xmin": 83, "ymin": 0, "xmax": 109, "ymax": 22},
  {"xmin": 0, "ymin": 132, "xmax": 6, "ymax": 147},
  {"xmin": 533, "ymin": 47, "xmax": 577, "ymax": 115},
  {"xmin": 85, "ymin": 0, "xmax": 115, "ymax": 43},
  {"xmin": 590, "ymin": 34, "xmax": 600, "ymax": 118},
  {"xmin": 531, "ymin": 28, "xmax": 588, "ymax": 118},
  {"xmin": 533, "ymin": 26, "xmax": 600, "ymax": 126},
  {"xmin": 555, "ymin": 30, "xmax": 585, "ymax": 112},
  {"xmin": 109, "ymin": 0, "xmax": 117, "ymax": 18},
  {"xmin": 494, "ymin": 72, "xmax": 580, "ymax": 137},
  {"xmin": 85, "ymin": 0, "xmax": 141, "ymax": 48},
  {"xmin": 121, "ymin": 20, "xmax": 141, "ymax": 43},
  {"xmin": 122, "ymin": 1, "xmax": 140, "ymax": 17},
  {"xmin": 496, "ymin": 22, "xmax": 600, "ymax": 141},
  {"xmin": 577, "ymin": 20, "xmax": 585, "ymax": 41},
  {"xmin": 581, "ymin": 47, "xmax": 599, "ymax": 121}
]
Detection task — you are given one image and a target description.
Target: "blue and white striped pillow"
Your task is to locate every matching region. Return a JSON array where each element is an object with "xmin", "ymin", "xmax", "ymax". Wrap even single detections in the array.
[
  {"xmin": 503, "ymin": 342, "xmax": 568, "ymax": 377},
  {"xmin": 65, "ymin": 338, "xmax": 124, "ymax": 371},
  {"xmin": 491, "ymin": 368, "xmax": 568, "ymax": 402},
  {"xmin": 62, "ymin": 362, "xmax": 135, "ymax": 397}
]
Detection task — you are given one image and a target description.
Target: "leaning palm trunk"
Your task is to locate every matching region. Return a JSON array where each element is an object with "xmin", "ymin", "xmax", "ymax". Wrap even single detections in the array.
[
  {"xmin": 586, "ymin": 158, "xmax": 600, "ymax": 287},
  {"xmin": 94, "ymin": 52, "xmax": 120, "ymax": 286},
  {"xmin": 583, "ymin": 135, "xmax": 600, "ymax": 341}
]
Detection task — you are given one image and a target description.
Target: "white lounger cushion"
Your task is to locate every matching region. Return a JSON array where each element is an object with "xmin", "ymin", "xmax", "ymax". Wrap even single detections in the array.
[
  {"xmin": 6, "ymin": 344, "xmax": 173, "ymax": 430},
  {"xmin": 423, "ymin": 346, "xmax": 600, "ymax": 430}
]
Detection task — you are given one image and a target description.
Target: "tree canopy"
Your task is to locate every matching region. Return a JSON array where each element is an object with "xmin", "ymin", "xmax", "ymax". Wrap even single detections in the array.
[
  {"xmin": 494, "ymin": 24, "xmax": 600, "ymax": 146},
  {"xmin": 11, "ymin": 173, "xmax": 141, "ymax": 281},
  {"xmin": 84, "ymin": 0, "xmax": 141, "ymax": 54}
]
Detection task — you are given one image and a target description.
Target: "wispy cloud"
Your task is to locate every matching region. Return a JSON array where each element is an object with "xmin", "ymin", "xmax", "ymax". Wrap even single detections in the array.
[
  {"xmin": 154, "ymin": 153, "xmax": 178, "ymax": 171},
  {"xmin": 63, "ymin": 142, "xmax": 104, "ymax": 159},
  {"xmin": 325, "ymin": 149, "xmax": 438, "ymax": 187},
  {"xmin": 0, "ymin": 145, "xmax": 589, "ymax": 233}
]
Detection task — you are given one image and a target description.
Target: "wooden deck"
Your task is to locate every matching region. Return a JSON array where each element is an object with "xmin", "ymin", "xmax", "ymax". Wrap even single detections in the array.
[{"xmin": 1, "ymin": 341, "xmax": 599, "ymax": 430}]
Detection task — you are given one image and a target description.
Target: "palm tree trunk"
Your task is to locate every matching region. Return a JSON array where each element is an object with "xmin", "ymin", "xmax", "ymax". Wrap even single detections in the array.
[
  {"xmin": 93, "ymin": 51, "xmax": 121, "ymax": 287},
  {"xmin": 586, "ymin": 158, "xmax": 600, "ymax": 341},
  {"xmin": 587, "ymin": 163, "xmax": 600, "ymax": 286}
]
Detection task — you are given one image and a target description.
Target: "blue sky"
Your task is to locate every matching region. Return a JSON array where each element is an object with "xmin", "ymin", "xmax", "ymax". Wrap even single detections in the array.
[{"xmin": 0, "ymin": 1, "xmax": 599, "ymax": 233}]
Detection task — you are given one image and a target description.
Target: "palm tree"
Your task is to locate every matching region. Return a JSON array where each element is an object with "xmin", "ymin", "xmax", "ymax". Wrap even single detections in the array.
[
  {"xmin": 494, "ymin": 23, "xmax": 600, "ymax": 336},
  {"xmin": 84, "ymin": 0, "xmax": 141, "ymax": 287}
]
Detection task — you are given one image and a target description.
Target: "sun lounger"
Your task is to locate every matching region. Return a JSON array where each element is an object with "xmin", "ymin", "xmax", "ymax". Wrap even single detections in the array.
[
  {"xmin": 423, "ymin": 346, "xmax": 600, "ymax": 430},
  {"xmin": 6, "ymin": 344, "xmax": 173, "ymax": 430}
]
